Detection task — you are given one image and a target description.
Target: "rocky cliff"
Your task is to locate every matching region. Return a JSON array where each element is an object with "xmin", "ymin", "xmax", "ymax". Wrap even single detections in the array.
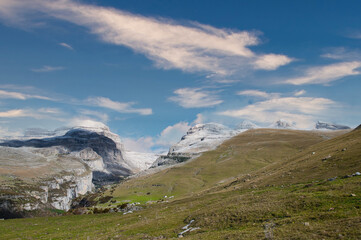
[{"xmin": 0, "ymin": 124, "xmax": 144, "ymax": 218}]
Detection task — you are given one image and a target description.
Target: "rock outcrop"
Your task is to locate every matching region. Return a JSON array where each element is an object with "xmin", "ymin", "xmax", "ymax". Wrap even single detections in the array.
[
  {"xmin": 0, "ymin": 146, "xmax": 93, "ymax": 218},
  {"xmin": 0, "ymin": 123, "xmax": 146, "ymax": 218},
  {"xmin": 315, "ymin": 121, "xmax": 351, "ymax": 130}
]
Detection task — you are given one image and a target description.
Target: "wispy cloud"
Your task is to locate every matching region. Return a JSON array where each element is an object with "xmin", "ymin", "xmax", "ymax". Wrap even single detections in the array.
[
  {"xmin": 237, "ymin": 90, "xmax": 280, "ymax": 99},
  {"xmin": 123, "ymin": 121, "xmax": 191, "ymax": 152},
  {"xmin": 0, "ymin": 108, "xmax": 63, "ymax": 119},
  {"xmin": 321, "ymin": 47, "xmax": 361, "ymax": 61},
  {"xmin": 0, "ymin": 126, "xmax": 22, "ymax": 139},
  {"xmin": 156, "ymin": 122, "xmax": 190, "ymax": 147},
  {"xmin": 218, "ymin": 96, "xmax": 335, "ymax": 129},
  {"xmin": 284, "ymin": 61, "xmax": 361, "ymax": 85},
  {"xmin": 59, "ymin": 42, "xmax": 73, "ymax": 50},
  {"xmin": 294, "ymin": 90, "xmax": 306, "ymax": 96},
  {"xmin": 0, "ymin": 89, "xmax": 52, "ymax": 100},
  {"xmin": 78, "ymin": 109, "xmax": 109, "ymax": 123},
  {"xmin": 169, "ymin": 88, "xmax": 223, "ymax": 108},
  {"xmin": 254, "ymin": 54, "xmax": 293, "ymax": 70},
  {"xmin": 87, "ymin": 97, "xmax": 152, "ymax": 115},
  {"xmin": 31, "ymin": 65, "xmax": 64, "ymax": 72},
  {"xmin": 0, "ymin": 0, "xmax": 292, "ymax": 76}
]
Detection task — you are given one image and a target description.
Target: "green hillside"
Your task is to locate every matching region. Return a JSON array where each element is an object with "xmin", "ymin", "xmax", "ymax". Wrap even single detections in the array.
[
  {"xmin": 0, "ymin": 128, "xmax": 360, "ymax": 239},
  {"xmin": 107, "ymin": 129, "xmax": 348, "ymax": 203}
]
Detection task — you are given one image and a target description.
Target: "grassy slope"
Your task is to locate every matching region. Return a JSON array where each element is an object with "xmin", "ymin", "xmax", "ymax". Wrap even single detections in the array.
[
  {"xmin": 1, "ymin": 128, "xmax": 360, "ymax": 239},
  {"xmin": 109, "ymin": 129, "xmax": 343, "ymax": 203}
]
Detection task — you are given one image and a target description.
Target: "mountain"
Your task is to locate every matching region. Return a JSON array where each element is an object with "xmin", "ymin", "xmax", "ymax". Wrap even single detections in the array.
[
  {"xmin": 0, "ymin": 128, "xmax": 133, "ymax": 183},
  {"xmin": 235, "ymin": 120, "xmax": 259, "ymax": 130},
  {"xmin": 0, "ymin": 123, "xmax": 155, "ymax": 218},
  {"xmin": 315, "ymin": 121, "xmax": 351, "ymax": 130},
  {"xmin": 270, "ymin": 119, "xmax": 296, "ymax": 129},
  {"xmin": 151, "ymin": 123, "xmax": 246, "ymax": 167},
  {"xmin": 1, "ymin": 127, "xmax": 359, "ymax": 238},
  {"xmin": 0, "ymin": 145, "xmax": 93, "ymax": 217}
]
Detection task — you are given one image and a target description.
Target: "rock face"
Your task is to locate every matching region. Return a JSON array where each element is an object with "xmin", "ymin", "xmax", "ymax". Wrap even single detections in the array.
[
  {"xmin": 0, "ymin": 127, "xmax": 134, "ymax": 184},
  {"xmin": 151, "ymin": 123, "xmax": 247, "ymax": 168},
  {"xmin": 0, "ymin": 124, "xmax": 148, "ymax": 218},
  {"xmin": 315, "ymin": 121, "xmax": 351, "ymax": 130},
  {"xmin": 0, "ymin": 146, "xmax": 93, "ymax": 217}
]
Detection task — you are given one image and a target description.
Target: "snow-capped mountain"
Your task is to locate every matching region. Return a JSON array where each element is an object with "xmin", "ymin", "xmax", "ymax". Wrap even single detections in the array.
[
  {"xmin": 270, "ymin": 119, "xmax": 296, "ymax": 129},
  {"xmin": 315, "ymin": 121, "xmax": 351, "ymax": 130},
  {"xmin": 236, "ymin": 120, "xmax": 259, "ymax": 130},
  {"xmin": 151, "ymin": 122, "xmax": 251, "ymax": 167},
  {"xmin": 0, "ymin": 123, "xmax": 137, "ymax": 183}
]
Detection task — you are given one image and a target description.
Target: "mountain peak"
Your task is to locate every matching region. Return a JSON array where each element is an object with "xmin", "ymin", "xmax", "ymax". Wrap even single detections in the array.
[
  {"xmin": 235, "ymin": 120, "xmax": 258, "ymax": 130},
  {"xmin": 270, "ymin": 119, "xmax": 296, "ymax": 129},
  {"xmin": 315, "ymin": 121, "xmax": 351, "ymax": 130}
]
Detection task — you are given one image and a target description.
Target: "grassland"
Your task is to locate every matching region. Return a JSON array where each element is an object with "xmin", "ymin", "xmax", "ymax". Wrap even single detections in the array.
[{"xmin": 0, "ymin": 128, "xmax": 360, "ymax": 239}]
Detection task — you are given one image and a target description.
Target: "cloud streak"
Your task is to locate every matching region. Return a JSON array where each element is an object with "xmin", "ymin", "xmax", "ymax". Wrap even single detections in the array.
[
  {"xmin": 169, "ymin": 88, "xmax": 223, "ymax": 108},
  {"xmin": 31, "ymin": 65, "xmax": 64, "ymax": 72},
  {"xmin": 0, "ymin": 0, "xmax": 292, "ymax": 76},
  {"xmin": 237, "ymin": 89, "xmax": 280, "ymax": 99},
  {"xmin": 0, "ymin": 89, "xmax": 52, "ymax": 100},
  {"xmin": 87, "ymin": 97, "xmax": 152, "ymax": 115},
  {"xmin": 284, "ymin": 61, "xmax": 361, "ymax": 85},
  {"xmin": 59, "ymin": 42, "xmax": 73, "ymax": 50},
  {"xmin": 0, "ymin": 108, "xmax": 63, "ymax": 119}
]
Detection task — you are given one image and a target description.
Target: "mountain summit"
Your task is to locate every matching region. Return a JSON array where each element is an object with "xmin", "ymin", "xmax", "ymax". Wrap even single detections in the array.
[{"xmin": 315, "ymin": 121, "xmax": 351, "ymax": 130}]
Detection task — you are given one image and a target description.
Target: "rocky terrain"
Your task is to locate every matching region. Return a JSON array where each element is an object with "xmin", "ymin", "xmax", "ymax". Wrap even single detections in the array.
[
  {"xmin": 315, "ymin": 120, "xmax": 351, "ymax": 130},
  {"xmin": 151, "ymin": 122, "xmax": 255, "ymax": 168},
  {"xmin": 0, "ymin": 123, "xmax": 149, "ymax": 218},
  {"xmin": 0, "ymin": 120, "xmax": 352, "ymax": 219}
]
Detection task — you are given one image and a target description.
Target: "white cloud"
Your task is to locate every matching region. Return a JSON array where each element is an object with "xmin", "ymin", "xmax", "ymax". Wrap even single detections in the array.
[
  {"xmin": 169, "ymin": 88, "xmax": 223, "ymax": 108},
  {"xmin": 0, "ymin": 89, "xmax": 52, "ymax": 100},
  {"xmin": 123, "ymin": 137, "xmax": 155, "ymax": 153},
  {"xmin": 59, "ymin": 42, "xmax": 73, "ymax": 50},
  {"xmin": 0, "ymin": 0, "xmax": 292, "ymax": 76},
  {"xmin": 123, "ymin": 121, "xmax": 191, "ymax": 152},
  {"xmin": 0, "ymin": 108, "xmax": 62, "ymax": 119},
  {"xmin": 294, "ymin": 90, "xmax": 306, "ymax": 96},
  {"xmin": 0, "ymin": 126, "xmax": 22, "ymax": 139},
  {"xmin": 284, "ymin": 61, "xmax": 361, "ymax": 85},
  {"xmin": 156, "ymin": 122, "xmax": 190, "ymax": 147},
  {"xmin": 78, "ymin": 109, "xmax": 109, "ymax": 123},
  {"xmin": 67, "ymin": 118, "xmax": 108, "ymax": 129},
  {"xmin": 31, "ymin": 65, "xmax": 64, "ymax": 72},
  {"xmin": 237, "ymin": 90, "xmax": 280, "ymax": 99},
  {"xmin": 193, "ymin": 113, "xmax": 204, "ymax": 124},
  {"xmin": 87, "ymin": 97, "xmax": 152, "ymax": 115},
  {"xmin": 0, "ymin": 109, "xmax": 27, "ymax": 118},
  {"xmin": 254, "ymin": 54, "xmax": 293, "ymax": 70},
  {"xmin": 218, "ymin": 96, "xmax": 335, "ymax": 129}
]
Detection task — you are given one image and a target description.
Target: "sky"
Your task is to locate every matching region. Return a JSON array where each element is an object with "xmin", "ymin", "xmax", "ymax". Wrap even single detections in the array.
[{"xmin": 0, "ymin": 0, "xmax": 360, "ymax": 152}]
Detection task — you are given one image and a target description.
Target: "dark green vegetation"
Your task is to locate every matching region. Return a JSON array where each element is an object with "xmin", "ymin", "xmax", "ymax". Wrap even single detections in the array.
[{"xmin": 1, "ymin": 128, "xmax": 360, "ymax": 239}]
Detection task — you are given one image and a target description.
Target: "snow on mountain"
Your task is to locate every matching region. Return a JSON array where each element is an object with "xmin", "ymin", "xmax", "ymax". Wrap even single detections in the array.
[
  {"xmin": 122, "ymin": 151, "xmax": 160, "ymax": 172},
  {"xmin": 270, "ymin": 119, "xmax": 297, "ymax": 129},
  {"xmin": 235, "ymin": 120, "xmax": 259, "ymax": 130},
  {"xmin": 152, "ymin": 123, "xmax": 248, "ymax": 167},
  {"xmin": 315, "ymin": 121, "xmax": 351, "ymax": 130}
]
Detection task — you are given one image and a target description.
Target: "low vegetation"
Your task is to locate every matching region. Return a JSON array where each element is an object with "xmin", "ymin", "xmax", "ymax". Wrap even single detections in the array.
[{"xmin": 0, "ymin": 128, "xmax": 360, "ymax": 239}]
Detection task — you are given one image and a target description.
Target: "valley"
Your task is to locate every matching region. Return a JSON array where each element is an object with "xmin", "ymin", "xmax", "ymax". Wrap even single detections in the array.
[{"xmin": 0, "ymin": 124, "xmax": 359, "ymax": 239}]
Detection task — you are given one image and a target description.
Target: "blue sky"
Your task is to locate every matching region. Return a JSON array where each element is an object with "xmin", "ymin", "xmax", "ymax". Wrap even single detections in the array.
[{"xmin": 0, "ymin": 0, "xmax": 360, "ymax": 152}]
